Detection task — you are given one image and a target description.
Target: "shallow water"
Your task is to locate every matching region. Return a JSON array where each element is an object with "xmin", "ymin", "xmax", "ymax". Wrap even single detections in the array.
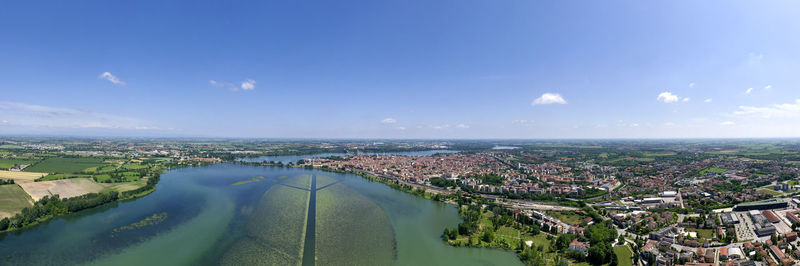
[{"xmin": 0, "ymin": 164, "xmax": 520, "ymax": 265}]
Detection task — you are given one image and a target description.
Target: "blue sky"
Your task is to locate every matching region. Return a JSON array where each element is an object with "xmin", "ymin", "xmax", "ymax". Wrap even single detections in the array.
[{"xmin": 2, "ymin": 1, "xmax": 800, "ymax": 138}]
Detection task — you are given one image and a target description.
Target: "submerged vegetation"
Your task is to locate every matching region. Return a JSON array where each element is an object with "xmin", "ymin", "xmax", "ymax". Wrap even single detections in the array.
[{"xmin": 111, "ymin": 212, "xmax": 168, "ymax": 237}]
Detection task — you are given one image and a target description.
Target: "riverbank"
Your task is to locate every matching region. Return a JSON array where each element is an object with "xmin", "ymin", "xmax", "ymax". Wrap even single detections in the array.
[{"xmin": 0, "ymin": 165, "xmax": 171, "ymax": 234}]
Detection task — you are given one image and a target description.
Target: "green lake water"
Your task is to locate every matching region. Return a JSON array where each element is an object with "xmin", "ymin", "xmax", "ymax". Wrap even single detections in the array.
[{"xmin": 0, "ymin": 164, "xmax": 521, "ymax": 265}]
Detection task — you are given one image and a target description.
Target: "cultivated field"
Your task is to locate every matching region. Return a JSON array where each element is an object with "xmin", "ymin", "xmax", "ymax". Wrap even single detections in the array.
[
  {"xmin": 0, "ymin": 184, "xmax": 34, "ymax": 219},
  {"xmin": 24, "ymin": 157, "xmax": 106, "ymax": 174},
  {"xmin": 0, "ymin": 170, "xmax": 47, "ymax": 182},
  {"xmin": 19, "ymin": 178, "xmax": 105, "ymax": 201}
]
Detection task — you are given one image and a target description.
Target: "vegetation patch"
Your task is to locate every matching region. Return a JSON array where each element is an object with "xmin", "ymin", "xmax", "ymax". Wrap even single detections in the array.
[
  {"xmin": 613, "ymin": 245, "xmax": 633, "ymax": 266},
  {"xmin": 221, "ymin": 177, "xmax": 310, "ymax": 265},
  {"xmin": 315, "ymin": 182, "xmax": 395, "ymax": 265},
  {"xmin": 111, "ymin": 212, "xmax": 168, "ymax": 238},
  {"xmin": 24, "ymin": 157, "xmax": 106, "ymax": 174},
  {"xmin": 0, "ymin": 184, "xmax": 34, "ymax": 219}
]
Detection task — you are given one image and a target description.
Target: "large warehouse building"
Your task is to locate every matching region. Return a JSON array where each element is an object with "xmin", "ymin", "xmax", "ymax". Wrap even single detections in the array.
[{"xmin": 733, "ymin": 199, "xmax": 788, "ymax": 211}]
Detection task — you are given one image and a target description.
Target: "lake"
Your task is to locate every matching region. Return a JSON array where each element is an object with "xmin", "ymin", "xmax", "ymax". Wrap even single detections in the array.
[
  {"xmin": 0, "ymin": 164, "xmax": 520, "ymax": 265},
  {"xmin": 237, "ymin": 150, "xmax": 459, "ymax": 164}
]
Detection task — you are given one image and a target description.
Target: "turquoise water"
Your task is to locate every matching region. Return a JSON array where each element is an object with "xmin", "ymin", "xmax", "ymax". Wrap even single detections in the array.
[{"xmin": 0, "ymin": 164, "xmax": 520, "ymax": 265}]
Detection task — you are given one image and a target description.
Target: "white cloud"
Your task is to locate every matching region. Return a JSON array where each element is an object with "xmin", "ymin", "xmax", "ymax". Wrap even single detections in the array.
[
  {"xmin": 531, "ymin": 93, "xmax": 567, "ymax": 105},
  {"xmin": 241, "ymin": 79, "xmax": 256, "ymax": 90},
  {"xmin": 381, "ymin": 118, "xmax": 397, "ymax": 124},
  {"xmin": 396, "ymin": 126, "xmax": 407, "ymax": 131},
  {"xmin": 656, "ymin": 92, "xmax": 679, "ymax": 103},
  {"xmin": 631, "ymin": 123, "xmax": 640, "ymax": 127},
  {"xmin": 0, "ymin": 101, "xmax": 158, "ymax": 131},
  {"xmin": 745, "ymin": 88, "xmax": 753, "ymax": 94},
  {"xmin": 210, "ymin": 79, "xmax": 256, "ymax": 91},
  {"xmin": 704, "ymin": 98, "xmax": 712, "ymax": 103},
  {"xmin": 682, "ymin": 97, "xmax": 690, "ymax": 102},
  {"xmin": 456, "ymin": 124, "xmax": 470, "ymax": 129},
  {"xmin": 733, "ymin": 99, "xmax": 800, "ymax": 118},
  {"xmin": 98, "ymin": 72, "xmax": 126, "ymax": 86},
  {"xmin": 688, "ymin": 82, "xmax": 695, "ymax": 88},
  {"xmin": 720, "ymin": 121, "xmax": 736, "ymax": 126},
  {"xmin": 663, "ymin": 122, "xmax": 676, "ymax": 127},
  {"xmin": 433, "ymin": 124, "xmax": 450, "ymax": 130},
  {"xmin": 764, "ymin": 85, "xmax": 772, "ymax": 90}
]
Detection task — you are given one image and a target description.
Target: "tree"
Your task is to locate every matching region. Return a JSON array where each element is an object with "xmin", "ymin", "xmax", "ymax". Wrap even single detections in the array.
[
  {"xmin": 481, "ymin": 230, "xmax": 495, "ymax": 243},
  {"xmin": 587, "ymin": 244, "xmax": 611, "ymax": 265},
  {"xmin": 0, "ymin": 217, "xmax": 8, "ymax": 231}
]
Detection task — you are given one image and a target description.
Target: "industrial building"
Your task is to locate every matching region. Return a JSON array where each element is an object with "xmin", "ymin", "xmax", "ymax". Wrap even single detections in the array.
[{"xmin": 733, "ymin": 198, "xmax": 788, "ymax": 211}]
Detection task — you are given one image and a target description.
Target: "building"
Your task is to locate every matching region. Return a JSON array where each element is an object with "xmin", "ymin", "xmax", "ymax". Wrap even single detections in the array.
[
  {"xmin": 569, "ymin": 239, "xmax": 589, "ymax": 254},
  {"xmin": 762, "ymin": 210, "xmax": 780, "ymax": 223},
  {"xmin": 787, "ymin": 232, "xmax": 797, "ymax": 242},
  {"xmin": 754, "ymin": 222, "xmax": 776, "ymax": 236},
  {"xmin": 721, "ymin": 212, "xmax": 739, "ymax": 224},
  {"xmin": 643, "ymin": 197, "xmax": 663, "ymax": 204},
  {"xmin": 733, "ymin": 198, "xmax": 788, "ymax": 211},
  {"xmin": 661, "ymin": 191, "xmax": 677, "ymax": 197},
  {"xmin": 775, "ymin": 183, "xmax": 789, "ymax": 191},
  {"xmin": 727, "ymin": 247, "xmax": 743, "ymax": 260},
  {"xmin": 719, "ymin": 247, "xmax": 728, "ymax": 261}
]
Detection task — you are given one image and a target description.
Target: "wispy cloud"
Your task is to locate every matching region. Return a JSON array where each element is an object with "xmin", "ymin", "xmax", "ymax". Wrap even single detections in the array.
[
  {"xmin": 210, "ymin": 79, "xmax": 256, "ymax": 91},
  {"xmin": 688, "ymin": 82, "xmax": 695, "ymax": 88},
  {"xmin": 733, "ymin": 99, "xmax": 800, "ymax": 118},
  {"xmin": 682, "ymin": 98, "xmax": 690, "ymax": 102},
  {"xmin": 748, "ymin": 52, "xmax": 764, "ymax": 64},
  {"xmin": 720, "ymin": 121, "xmax": 736, "ymax": 126},
  {"xmin": 381, "ymin": 118, "xmax": 397, "ymax": 124},
  {"xmin": 98, "ymin": 72, "xmax": 126, "ymax": 86},
  {"xmin": 764, "ymin": 85, "xmax": 772, "ymax": 90},
  {"xmin": 0, "ymin": 101, "xmax": 160, "ymax": 131},
  {"xmin": 656, "ymin": 92, "xmax": 679, "ymax": 103},
  {"xmin": 745, "ymin": 88, "xmax": 753, "ymax": 94},
  {"xmin": 456, "ymin": 124, "xmax": 470, "ymax": 129},
  {"xmin": 704, "ymin": 98, "xmax": 712, "ymax": 103},
  {"xmin": 532, "ymin": 93, "xmax": 567, "ymax": 105}
]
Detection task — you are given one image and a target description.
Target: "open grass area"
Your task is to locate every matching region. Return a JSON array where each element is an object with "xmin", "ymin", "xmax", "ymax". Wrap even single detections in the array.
[
  {"xmin": 39, "ymin": 173, "xmax": 94, "ymax": 181},
  {"xmin": 699, "ymin": 167, "xmax": 728, "ymax": 175},
  {"xmin": 757, "ymin": 188, "xmax": 782, "ymax": 196},
  {"xmin": 686, "ymin": 228, "xmax": 714, "ymax": 239},
  {"xmin": 24, "ymin": 157, "xmax": 106, "ymax": 174},
  {"xmin": 613, "ymin": 245, "xmax": 633, "ymax": 266},
  {"xmin": 0, "ymin": 184, "xmax": 34, "ymax": 219},
  {"xmin": 0, "ymin": 170, "xmax": 47, "ymax": 181},
  {"xmin": 547, "ymin": 210, "xmax": 587, "ymax": 225}
]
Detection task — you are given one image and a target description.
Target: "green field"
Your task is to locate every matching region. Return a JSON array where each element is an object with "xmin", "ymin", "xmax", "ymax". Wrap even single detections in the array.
[
  {"xmin": 699, "ymin": 167, "xmax": 728, "ymax": 175},
  {"xmin": 39, "ymin": 173, "xmax": 93, "ymax": 181},
  {"xmin": 0, "ymin": 184, "xmax": 34, "ymax": 219},
  {"xmin": 24, "ymin": 157, "xmax": 106, "ymax": 174},
  {"xmin": 613, "ymin": 245, "xmax": 633, "ymax": 266},
  {"xmin": 547, "ymin": 211, "xmax": 587, "ymax": 225},
  {"xmin": 0, "ymin": 158, "xmax": 39, "ymax": 170},
  {"xmin": 686, "ymin": 228, "xmax": 714, "ymax": 239}
]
